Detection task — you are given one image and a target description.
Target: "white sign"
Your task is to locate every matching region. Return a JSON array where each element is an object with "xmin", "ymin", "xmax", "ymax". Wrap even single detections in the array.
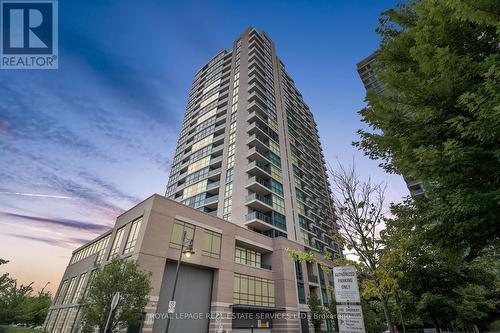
[
  {"xmin": 111, "ymin": 292, "xmax": 121, "ymax": 310},
  {"xmin": 337, "ymin": 304, "xmax": 366, "ymax": 333},
  {"xmin": 333, "ymin": 266, "xmax": 361, "ymax": 303},
  {"xmin": 168, "ymin": 301, "xmax": 176, "ymax": 314}
]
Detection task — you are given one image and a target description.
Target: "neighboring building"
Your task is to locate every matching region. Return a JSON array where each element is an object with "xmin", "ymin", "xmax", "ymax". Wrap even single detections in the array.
[
  {"xmin": 45, "ymin": 27, "xmax": 341, "ymax": 333},
  {"xmin": 356, "ymin": 52, "xmax": 426, "ymax": 198},
  {"xmin": 356, "ymin": 53, "xmax": 383, "ymax": 93}
]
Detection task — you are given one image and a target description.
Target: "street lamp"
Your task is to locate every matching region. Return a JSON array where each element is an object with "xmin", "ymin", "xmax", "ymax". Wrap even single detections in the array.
[{"xmin": 165, "ymin": 230, "xmax": 194, "ymax": 333}]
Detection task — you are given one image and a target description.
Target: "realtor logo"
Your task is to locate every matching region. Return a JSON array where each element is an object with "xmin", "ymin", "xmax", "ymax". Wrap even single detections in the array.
[{"xmin": 1, "ymin": 0, "xmax": 58, "ymax": 69}]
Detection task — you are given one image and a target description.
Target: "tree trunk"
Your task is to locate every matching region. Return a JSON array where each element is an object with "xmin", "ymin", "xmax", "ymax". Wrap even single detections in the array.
[{"xmin": 381, "ymin": 295, "xmax": 395, "ymax": 333}]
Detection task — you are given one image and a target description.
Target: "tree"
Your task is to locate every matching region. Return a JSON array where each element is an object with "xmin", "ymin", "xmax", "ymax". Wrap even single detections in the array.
[
  {"xmin": 307, "ymin": 292, "xmax": 325, "ymax": 332},
  {"xmin": 385, "ymin": 201, "xmax": 500, "ymax": 331},
  {"xmin": 0, "ymin": 259, "xmax": 51, "ymax": 325},
  {"xmin": 355, "ymin": 0, "xmax": 500, "ymax": 258},
  {"xmin": 79, "ymin": 257, "xmax": 151, "ymax": 333},
  {"xmin": 329, "ymin": 163, "xmax": 400, "ymax": 333}
]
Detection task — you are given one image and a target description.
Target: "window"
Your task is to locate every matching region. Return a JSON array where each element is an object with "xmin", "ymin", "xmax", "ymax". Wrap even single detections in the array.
[
  {"xmin": 271, "ymin": 164, "xmax": 282, "ymax": 180},
  {"xmin": 269, "ymin": 140, "xmax": 280, "ymax": 155},
  {"xmin": 233, "ymin": 273, "xmax": 275, "ymax": 307},
  {"xmin": 300, "ymin": 230, "xmax": 310, "ymax": 246},
  {"xmin": 182, "ymin": 180, "xmax": 207, "ymax": 199},
  {"xmin": 45, "ymin": 309, "xmax": 58, "ymax": 332},
  {"xmin": 297, "ymin": 283, "xmax": 306, "ymax": 304},
  {"xmin": 271, "ymin": 180, "xmax": 283, "ymax": 196},
  {"xmin": 272, "ymin": 195, "xmax": 285, "ymax": 214},
  {"xmin": 70, "ymin": 234, "xmax": 110, "ymax": 265},
  {"xmin": 71, "ymin": 273, "xmax": 87, "ymax": 303},
  {"xmin": 200, "ymin": 92, "xmax": 219, "ymax": 108},
  {"xmin": 54, "ymin": 308, "xmax": 68, "ymax": 333},
  {"xmin": 61, "ymin": 307, "xmax": 74, "ymax": 333},
  {"xmin": 191, "ymin": 135, "xmax": 213, "ymax": 151},
  {"xmin": 170, "ymin": 221, "xmax": 195, "ymax": 249},
  {"xmin": 202, "ymin": 230, "xmax": 221, "ymax": 258},
  {"xmin": 84, "ymin": 270, "xmax": 98, "ymax": 297},
  {"xmin": 56, "ymin": 280, "xmax": 69, "ymax": 304},
  {"xmin": 202, "ymin": 79, "xmax": 221, "ymax": 95},
  {"xmin": 235, "ymin": 246, "xmax": 262, "ymax": 268},
  {"xmin": 108, "ymin": 227, "xmax": 125, "ymax": 259},
  {"xmin": 182, "ymin": 193, "xmax": 206, "ymax": 207},
  {"xmin": 187, "ymin": 156, "xmax": 211, "ymax": 174},
  {"xmin": 123, "ymin": 217, "xmax": 143, "ymax": 254},
  {"xmin": 63, "ymin": 276, "xmax": 78, "ymax": 304}
]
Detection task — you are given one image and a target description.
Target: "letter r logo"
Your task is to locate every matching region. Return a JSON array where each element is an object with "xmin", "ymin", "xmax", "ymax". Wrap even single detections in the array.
[{"xmin": 1, "ymin": 1, "xmax": 54, "ymax": 54}]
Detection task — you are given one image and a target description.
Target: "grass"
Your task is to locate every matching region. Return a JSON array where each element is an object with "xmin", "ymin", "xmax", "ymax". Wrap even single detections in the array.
[{"xmin": 0, "ymin": 325, "xmax": 46, "ymax": 333}]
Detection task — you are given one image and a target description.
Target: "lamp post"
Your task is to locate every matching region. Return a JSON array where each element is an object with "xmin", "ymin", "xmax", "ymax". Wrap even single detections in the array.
[{"xmin": 165, "ymin": 230, "xmax": 194, "ymax": 333}]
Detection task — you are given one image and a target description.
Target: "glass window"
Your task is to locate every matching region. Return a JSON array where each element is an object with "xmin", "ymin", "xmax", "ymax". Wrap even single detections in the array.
[
  {"xmin": 269, "ymin": 140, "xmax": 280, "ymax": 155},
  {"xmin": 71, "ymin": 273, "xmax": 87, "ymax": 303},
  {"xmin": 272, "ymin": 195, "xmax": 285, "ymax": 213},
  {"xmin": 182, "ymin": 180, "xmax": 208, "ymax": 199},
  {"xmin": 108, "ymin": 227, "xmax": 125, "ymax": 259},
  {"xmin": 63, "ymin": 276, "xmax": 78, "ymax": 304},
  {"xmin": 123, "ymin": 217, "xmax": 143, "ymax": 255},
  {"xmin": 202, "ymin": 79, "xmax": 221, "ymax": 95},
  {"xmin": 191, "ymin": 134, "xmax": 213, "ymax": 151},
  {"xmin": 61, "ymin": 307, "xmax": 76, "ymax": 333},
  {"xmin": 200, "ymin": 92, "xmax": 219, "ymax": 108},
  {"xmin": 54, "ymin": 308, "xmax": 68, "ymax": 333},
  {"xmin": 187, "ymin": 156, "xmax": 211, "ymax": 174},
  {"xmin": 169, "ymin": 221, "xmax": 195, "ymax": 249},
  {"xmin": 233, "ymin": 273, "xmax": 275, "ymax": 307},
  {"xmin": 202, "ymin": 230, "xmax": 221, "ymax": 258},
  {"xmin": 84, "ymin": 270, "xmax": 98, "ymax": 297},
  {"xmin": 235, "ymin": 246, "xmax": 262, "ymax": 268},
  {"xmin": 96, "ymin": 235, "xmax": 110, "ymax": 264},
  {"xmin": 55, "ymin": 280, "xmax": 69, "ymax": 304},
  {"xmin": 271, "ymin": 180, "xmax": 283, "ymax": 196},
  {"xmin": 271, "ymin": 165, "xmax": 282, "ymax": 180}
]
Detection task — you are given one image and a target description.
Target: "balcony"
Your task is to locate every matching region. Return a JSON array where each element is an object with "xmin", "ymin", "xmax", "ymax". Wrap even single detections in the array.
[
  {"xmin": 245, "ymin": 192, "xmax": 273, "ymax": 212},
  {"xmin": 246, "ymin": 146, "xmax": 270, "ymax": 164},
  {"xmin": 209, "ymin": 156, "xmax": 223, "ymax": 168},
  {"xmin": 247, "ymin": 133, "xmax": 269, "ymax": 150},
  {"xmin": 200, "ymin": 195, "xmax": 218, "ymax": 209},
  {"xmin": 245, "ymin": 211, "xmax": 286, "ymax": 232},
  {"xmin": 236, "ymin": 258, "xmax": 272, "ymax": 271},
  {"xmin": 246, "ymin": 176, "xmax": 272, "ymax": 195},
  {"xmin": 206, "ymin": 181, "xmax": 220, "ymax": 194},
  {"xmin": 246, "ymin": 100, "xmax": 267, "ymax": 115},
  {"xmin": 247, "ymin": 161, "xmax": 271, "ymax": 178}
]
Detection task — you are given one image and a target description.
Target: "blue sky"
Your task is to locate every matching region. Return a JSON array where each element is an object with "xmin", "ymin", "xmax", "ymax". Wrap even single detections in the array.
[{"xmin": 0, "ymin": 0, "xmax": 406, "ymax": 293}]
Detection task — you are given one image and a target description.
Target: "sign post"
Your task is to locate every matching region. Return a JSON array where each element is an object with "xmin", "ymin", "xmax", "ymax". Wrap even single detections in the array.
[
  {"xmin": 103, "ymin": 292, "xmax": 121, "ymax": 333},
  {"xmin": 333, "ymin": 266, "xmax": 366, "ymax": 333}
]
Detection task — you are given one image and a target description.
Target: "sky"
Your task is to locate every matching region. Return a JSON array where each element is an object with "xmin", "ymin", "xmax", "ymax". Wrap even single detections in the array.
[{"xmin": 0, "ymin": 0, "xmax": 406, "ymax": 295}]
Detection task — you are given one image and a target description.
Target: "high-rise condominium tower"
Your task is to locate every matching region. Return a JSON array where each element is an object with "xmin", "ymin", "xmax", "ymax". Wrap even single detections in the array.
[{"xmin": 166, "ymin": 27, "xmax": 341, "ymax": 257}]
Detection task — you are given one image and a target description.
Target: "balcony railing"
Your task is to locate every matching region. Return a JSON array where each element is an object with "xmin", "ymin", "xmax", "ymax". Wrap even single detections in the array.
[
  {"xmin": 245, "ymin": 192, "xmax": 272, "ymax": 206},
  {"xmin": 236, "ymin": 259, "xmax": 272, "ymax": 271},
  {"xmin": 245, "ymin": 211, "xmax": 286, "ymax": 231}
]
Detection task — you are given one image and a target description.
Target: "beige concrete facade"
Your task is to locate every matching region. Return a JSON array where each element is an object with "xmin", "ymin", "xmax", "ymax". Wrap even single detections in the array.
[{"xmin": 45, "ymin": 195, "xmax": 337, "ymax": 333}]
